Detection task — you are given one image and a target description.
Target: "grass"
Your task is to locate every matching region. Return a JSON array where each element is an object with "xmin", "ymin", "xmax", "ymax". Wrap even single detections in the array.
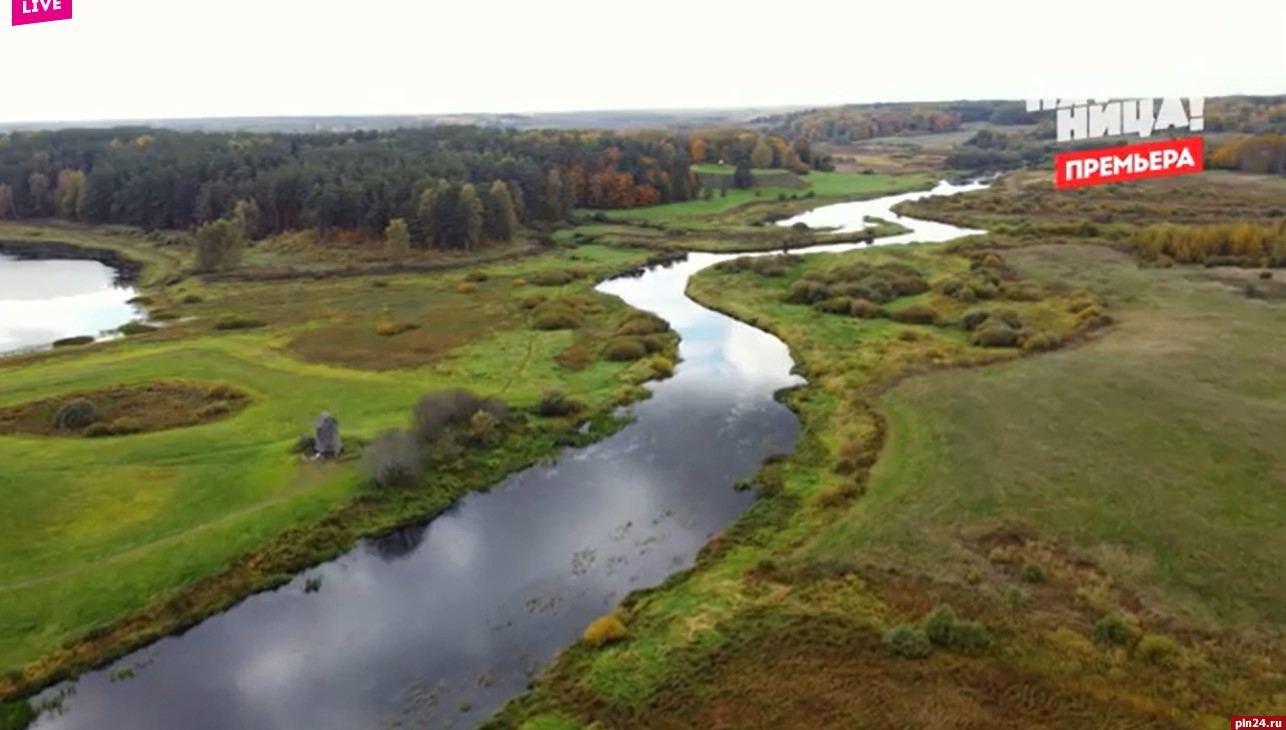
[
  {"xmin": 0, "ymin": 229, "xmax": 672, "ymax": 700},
  {"xmin": 0, "ymin": 381, "xmax": 248, "ymax": 437},
  {"xmin": 491, "ymin": 221, "xmax": 1286, "ymax": 729}
]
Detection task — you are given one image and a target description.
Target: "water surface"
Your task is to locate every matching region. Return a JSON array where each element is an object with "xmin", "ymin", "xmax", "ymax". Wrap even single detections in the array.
[
  {"xmin": 0, "ymin": 252, "xmax": 138, "ymax": 355},
  {"xmin": 28, "ymin": 179, "xmax": 987, "ymax": 730}
]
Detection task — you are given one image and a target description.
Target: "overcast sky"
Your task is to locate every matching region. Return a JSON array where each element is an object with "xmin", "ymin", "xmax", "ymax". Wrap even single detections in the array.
[{"xmin": 1, "ymin": 0, "xmax": 1283, "ymax": 123}]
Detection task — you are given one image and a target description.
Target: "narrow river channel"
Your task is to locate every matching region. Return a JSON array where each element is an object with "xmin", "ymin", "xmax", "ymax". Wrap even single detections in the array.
[{"xmin": 27, "ymin": 179, "xmax": 988, "ymax": 730}]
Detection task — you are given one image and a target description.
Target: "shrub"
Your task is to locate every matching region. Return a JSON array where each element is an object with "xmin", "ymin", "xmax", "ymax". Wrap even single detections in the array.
[
  {"xmin": 512, "ymin": 277, "xmax": 527, "ymax": 287},
  {"xmin": 849, "ymin": 299, "xmax": 884, "ymax": 318},
  {"xmin": 650, "ymin": 356, "xmax": 674, "ymax": 377},
  {"xmin": 520, "ymin": 294, "xmax": 547, "ymax": 310},
  {"xmin": 456, "ymin": 282, "xmax": 479, "ymax": 294},
  {"xmin": 884, "ymin": 625, "xmax": 932, "ymax": 658},
  {"xmin": 464, "ymin": 271, "xmax": 489, "ymax": 282},
  {"xmin": 108, "ymin": 417, "xmax": 142, "ymax": 435},
  {"xmin": 639, "ymin": 334, "xmax": 667, "ymax": 353},
  {"xmin": 814, "ymin": 296, "xmax": 853, "ymax": 314},
  {"xmin": 528, "ymin": 270, "xmax": 575, "ymax": 286},
  {"xmin": 52, "ymin": 399, "xmax": 96, "ymax": 429},
  {"xmin": 207, "ymin": 384, "xmax": 240, "ymax": 400},
  {"xmin": 972, "ymin": 323, "xmax": 1020, "ymax": 348},
  {"xmin": 616, "ymin": 313, "xmax": 669, "ymax": 336},
  {"xmin": 376, "ymin": 322, "xmax": 420, "ymax": 337},
  {"xmin": 890, "ymin": 275, "xmax": 930, "ymax": 296},
  {"xmin": 1135, "ymin": 634, "xmax": 1178, "ymax": 665},
  {"xmin": 532, "ymin": 302, "xmax": 582, "ymax": 330},
  {"xmin": 991, "ymin": 308, "xmax": 1023, "ymax": 328},
  {"xmin": 412, "ymin": 388, "xmax": 507, "ymax": 445},
  {"xmin": 602, "ymin": 337, "xmax": 648, "ymax": 361},
  {"xmin": 923, "ymin": 604, "xmax": 959, "ymax": 646},
  {"xmin": 784, "ymin": 280, "xmax": 830, "ymax": 305},
  {"xmin": 1003, "ymin": 283, "xmax": 1045, "ymax": 301},
  {"xmin": 889, "ymin": 304, "xmax": 939, "ymax": 325},
  {"xmin": 1022, "ymin": 331, "xmax": 1064, "ymax": 352},
  {"xmin": 960, "ymin": 310, "xmax": 990, "ymax": 331},
  {"xmin": 465, "ymin": 409, "xmax": 501, "ymax": 446},
  {"xmin": 371, "ymin": 280, "xmax": 389, "ymax": 288},
  {"xmin": 195, "ymin": 401, "xmax": 231, "ymax": 419},
  {"xmin": 1021, "ymin": 562, "xmax": 1046, "ymax": 582},
  {"xmin": 181, "ymin": 294, "xmax": 203, "ymax": 304},
  {"xmin": 362, "ymin": 429, "xmax": 423, "ymax": 489},
  {"xmin": 1092, "ymin": 613, "xmax": 1135, "ymax": 646},
  {"xmin": 290, "ymin": 434, "xmax": 316, "ymax": 454},
  {"xmin": 582, "ymin": 614, "xmax": 628, "ymax": 646},
  {"xmin": 1067, "ymin": 298, "xmax": 1099, "ymax": 314},
  {"xmin": 1259, "ymin": 270, "xmax": 1273, "ymax": 280},
  {"xmin": 944, "ymin": 620, "xmax": 995, "ymax": 653},
  {"xmin": 214, "ymin": 317, "xmax": 267, "ymax": 331},
  {"xmin": 52, "ymin": 335, "xmax": 94, "ymax": 347},
  {"xmin": 118, "ymin": 321, "xmax": 158, "ymax": 336},
  {"xmin": 83, "ymin": 423, "xmax": 114, "ymax": 438},
  {"xmin": 536, "ymin": 390, "xmax": 583, "ymax": 417}
]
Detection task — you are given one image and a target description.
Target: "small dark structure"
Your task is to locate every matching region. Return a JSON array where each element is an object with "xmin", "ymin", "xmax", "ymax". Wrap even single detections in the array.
[{"xmin": 313, "ymin": 411, "xmax": 341, "ymax": 459}]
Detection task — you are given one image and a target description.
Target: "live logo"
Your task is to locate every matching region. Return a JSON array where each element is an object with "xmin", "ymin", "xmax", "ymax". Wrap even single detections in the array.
[{"xmin": 12, "ymin": 0, "xmax": 72, "ymax": 25}]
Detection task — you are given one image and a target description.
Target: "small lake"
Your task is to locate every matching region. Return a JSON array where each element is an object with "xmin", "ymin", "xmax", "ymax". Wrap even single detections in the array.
[
  {"xmin": 24, "ymin": 179, "xmax": 987, "ymax": 730},
  {"xmin": 0, "ymin": 249, "xmax": 140, "ymax": 355}
]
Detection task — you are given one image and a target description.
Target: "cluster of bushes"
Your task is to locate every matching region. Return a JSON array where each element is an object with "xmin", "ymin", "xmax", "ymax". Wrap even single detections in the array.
[
  {"xmin": 117, "ymin": 321, "xmax": 158, "ymax": 336},
  {"xmin": 784, "ymin": 261, "xmax": 930, "ymax": 306},
  {"xmin": 937, "ymin": 251, "xmax": 1046, "ymax": 304},
  {"xmin": 213, "ymin": 317, "xmax": 268, "ymax": 331},
  {"xmin": 601, "ymin": 312, "xmax": 672, "ymax": 362},
  {"xmin": 582, "ymin": 613, "xmax": 629, "ymax": 646},
  {"xmin": 884, "ymin": 603, "xmax": 995, "ymax": 659},
  {"xmin": 527, "ymin": 268, "xmax": 585, "ymax": 287},
  {"xmin": 362, "ymin": 388, "xmax": 511, "ymax": 489},
  {"xmin": 528, "ymin": 295, "xmax": 604, "ymax": 331},
  {"xmin": 714, "ymin": 253, "xmax": 803, "ymax": 278}
]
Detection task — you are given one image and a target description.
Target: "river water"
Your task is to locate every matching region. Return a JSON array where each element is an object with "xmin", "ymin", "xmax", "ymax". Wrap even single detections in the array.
[
  {"xmin": 25, "ymin": 179, "xmax": 987, "ymax": 730},
  {"xmin": 0, "ymin": 252, "xmax": 139, "ymax": 355}
]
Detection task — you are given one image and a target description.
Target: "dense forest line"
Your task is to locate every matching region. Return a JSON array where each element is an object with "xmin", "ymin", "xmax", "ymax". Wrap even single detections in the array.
[{"xmin": 0, "ymin": 127, "xmax": 820, "ymax": 251}]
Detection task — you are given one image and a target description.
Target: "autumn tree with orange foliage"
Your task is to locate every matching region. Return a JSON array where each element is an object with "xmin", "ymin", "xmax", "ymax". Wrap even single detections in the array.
[{"xmin": 1210, "ymin": 134, "xmax": 1286, "ymax": 175}]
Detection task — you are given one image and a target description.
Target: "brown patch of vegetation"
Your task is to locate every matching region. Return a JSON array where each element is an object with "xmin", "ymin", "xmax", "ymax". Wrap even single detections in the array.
[{"xmin": 0, "ymin": 381, "xmax": 249, "ymax": 437}]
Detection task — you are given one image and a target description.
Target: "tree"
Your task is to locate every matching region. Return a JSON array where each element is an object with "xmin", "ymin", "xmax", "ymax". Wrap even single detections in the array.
[
  {"xmin": 416, "ymin": 180, "xmax": 446, "ymax": 248},
  {"xmin": 232, "ymin": 198, "xmax": 261, "ymax": 240},
  {"xmin": 194, "ymin": 218, "xmax": 244, "ymax": 272},
  {"xmin": 457, "ymin": 183, "xmax": 484, "ymax": 249},
  {"xmin": 384, "ymin": 218, "xmax": 411, "ymax": 262},
  {"xmin": 506, "ymin": 180, "xmax": 527, "ymax": 223},
  {"xmin": 751, "ymin": 138, "xmax": 774, "ymax": 168},
  {"xmin": 28, "ymin": 172, "xmax": 50, "ymax": 216},
  {"xmin": 543, "ymin": 168, "xmax": 565, "ymax": 221},
  {"xmin": 483, "ymin": 180, "xmax": 518, "ymax": 242},
  {"xmin": 733, "ymin": 160, "xmax": 754, "ymax": 189},
  {"xmin": 0, "ymin": 184, "xmax": 13, "ymax": 220},
  {"xmin": 55, "ymin": 169, "xmax": 88, "ymax": 221},
  {"xmin": 689, "ymin": 137, "xmax": 707, "ymax": 164}
]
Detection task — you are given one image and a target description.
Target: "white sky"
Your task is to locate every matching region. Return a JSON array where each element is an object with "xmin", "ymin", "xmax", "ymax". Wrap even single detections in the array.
[{"xmin": 1, "ymin": 0, "xmax": 1283, "ymax": 123}]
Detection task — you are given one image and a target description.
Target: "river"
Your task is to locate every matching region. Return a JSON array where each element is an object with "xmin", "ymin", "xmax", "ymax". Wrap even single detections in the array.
[
  {"xmin": 0, "ymin": 249, "xmax": 140, "ymax": 355},
  {"xmin": 24, "ymin": 179, "xmax": 987, "ymax": 730}
]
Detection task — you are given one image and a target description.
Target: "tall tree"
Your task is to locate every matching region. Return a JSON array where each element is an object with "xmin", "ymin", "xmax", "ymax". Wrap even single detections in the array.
[
  {"xmin": 194, "ymin": 219, "xmax": 244, "ymax": 273},
  {"xmin": 733, "ymin": 160, "xmax": 755, "ymax": 189},
  {"xmin": 543, "ymin": 168, "xmax": 565, "ymax": 221},
  {"xmin": 232, "ymin": 198, "xmax": 262, "ymax": 240},
  {"xmin": 0, "ymin": 184, "xmax": 13, "ymax": 220},
  {"xmin": 27, "ymin": 172, "xmax": 50, "ymax": 217},
  {"xmin": 506, "ymin": 180, "xmax": 527, "ymax": 224},
  {"xmin": 457, "ymin": 183, "xmax": 483, "ymax": 249},
  {"xmin": 483, "ymin": 180, "xmax": 518, "ymax": 242},
  {"xmin": 55, "ymin": 169, "xmax": 87, "ymax": 221},
  {"xmin": 384, "ymin": 218, "xmax": 411, "ymax": 262},
  {"xmin": 751, "ymin": 138, "xmax": 774, "ymax": 168},
  {"xmin": 415, "ymin": 180, "xmax": 446, "ymax": 248}
]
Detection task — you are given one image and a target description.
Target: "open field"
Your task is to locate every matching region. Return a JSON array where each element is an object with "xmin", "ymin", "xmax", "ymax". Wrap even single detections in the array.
[
  {"xmin": 0, "ymin": 230, "xmax": 674, "ymax": 701},
  {"xmin": 493, "ymin": 181, "xmax": 1286, "ymax": 729}
]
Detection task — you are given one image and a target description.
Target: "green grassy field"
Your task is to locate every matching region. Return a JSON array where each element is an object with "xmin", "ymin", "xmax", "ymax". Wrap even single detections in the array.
[
  {"xmin": 0, "ymin": 233, "xmax": 670, "ymax": 696},
  {"xmin": 579, "ymin": 171, "xmax": 936, "ymax": 222},
  {"xmin": 492, "ymin": 229, "xmax": 1286, "ymax": 729}
]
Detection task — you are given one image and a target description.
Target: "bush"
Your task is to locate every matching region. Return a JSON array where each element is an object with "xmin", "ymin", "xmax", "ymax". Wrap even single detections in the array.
[
  {"xmin": 972, "ymin": 323, "xmax": 1020, "ymax": 348},
  {"xmin": 181, "ymin": 294, "xmax": 204, "ymax": 304},
  {"xmin": 1135, "ymin": 634, "xmax": 1178, "ymax": 665},
  {"xmin": 456, "ymin": 282, "xmax": 478, "ymax": 294},
  {"xmin": 944, "ymin": 620, "xmax": 994, "ymax": 653},
  {"xmin": 1092, "ymin": 614, "xmax": 1135, "ymax": 646},
  {"xmin": 1021, "ymin": 562, "xmax": 1046, "ymax": 582},
  {"xmin": 889, "ymin": 304, "xmax": 939, "ymax": 325},
  {"xmin": 83, "ymin": 423, "xmax": 114, "ymax": 438},
  {"xmin": 520, "ymin": 294, "xmax": 547, "ymax": 310},
  {"xmin": 1022, "ymin": 331, "xmax": 1063, "ymax": 352},
  {"xmin": 52, "ymin": 399, "xmax": 96, "ymax": 429},
  {"xmin": 290, "ymin": 434, "xmax": 316, "ymax": 454},
  {"xmin": 528, "ymin": 270, "xmax": 575, "ymax": 286},
  {"xmin": 536, "ymin": 390, "xmax": 583, "ymax": 417},
  {"xmin": 363, "ymin": 429, "xmax": 422, "ymax": 489},
  {"xmin": 602, "ymin": 337, "xmax": 648, "ymax": 361},
  {"xmin": 412, "ymin": 388, "xmax": 507, "ymax": 444},
  {"xmin": 814, "ymin": 296, "xmax": 853, "ymax": 314},
  {"xmin": 375, "ymin": 321, "xmax": 420, "ymax": 337},
  {"xmin": 532, "ymin": 302, "xmax": 582, "ymax": 330},
  {"xmin": 118, "ymin": 321, "xmax": 158, "ymax": 336},
  {"xmin": 464, "ymin": 271, "xmax": 489, "ymax": 282},
  {"xmin": 582, "ymin": 614, "xmax": 628, "ymax": 646},
  {"xmin": 991, "ymin": 308, "xmax": 1022, "ymax": 328},
  {"xmin": 650, "ymin": 356, "xmax": 674, "ymax": 377},
  {"xmin": 108, "ymin": 417, "xmax": 143, "ymax": 435},
  {"xmin": 1003, "ymin": 283, "xmax": 1045, "ymax": 301},
  {"xmin": 52, "ymin": 335, "xmax": 94, "ymax": 347},
  {"xmin": 884, "ymin": 625, "xmax": 932, "ymax": 658},
  {"xmin": 1259, "ymin": 270, "xmax": 1273, "ymax": 280},
  {"xmin": 960, "ymin": 310, "xmax": 990, "ymax": 331},
  {"xmin": 195, "ymin": 401, "xmax": 231, "ymax": 419},
  {"xmin": 465, "ymin": 409, "xmax": 501, "ymax": 446},
  {"xmin": 214, "ymin": 317, "xmax": 267, "ymax": 331},
  {"xmin": 923, "ymin": 604, "xmax": 959, "ymax": 646},
  {"xmin": 207, "ymin": 384, "xmax": 240, "ymax": 400},
  {"xmin": 849, "ymin": 299, "xmax": 884, "ymax": 318},
  {"xmin": 784, "ymin": 280, "xmax": 831, "ymax": 305},
  {"xmin": 616, "ymin": 313, "xmax": 669, "ymax": 336}
]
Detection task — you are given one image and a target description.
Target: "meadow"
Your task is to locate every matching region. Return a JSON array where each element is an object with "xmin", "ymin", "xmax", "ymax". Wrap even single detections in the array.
[
  {"xmin": 492, "ymin": 176, "xmax": 1286, "ymax": 730},
  {"xmin": 0, "ymin": 227, "xmax": 676, "ymax": 704}
]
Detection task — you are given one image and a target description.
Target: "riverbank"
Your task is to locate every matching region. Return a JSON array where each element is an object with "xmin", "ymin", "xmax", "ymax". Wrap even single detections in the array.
[
  {"xmin": 491, "ymin": 181, "xmax": 1286, "ymax": 729},
  {"xmin": 0, "ymin": 231, "xmax": 685, "ymax": 710}
]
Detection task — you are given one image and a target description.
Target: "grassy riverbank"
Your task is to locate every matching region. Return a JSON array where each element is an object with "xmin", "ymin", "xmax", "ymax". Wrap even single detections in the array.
[
  {"xmin": 491, "ymin": 178, "xmax": 1286, "ymax": 729},
  {"xmin": 0, "ymin": 227, "xmax": 681, "ymax": 706}
]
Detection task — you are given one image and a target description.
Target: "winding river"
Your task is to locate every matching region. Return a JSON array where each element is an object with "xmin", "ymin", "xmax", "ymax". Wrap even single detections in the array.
[{"xmin": 25, "ymin": 179, "xmax": 987, "ymax": 730}]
